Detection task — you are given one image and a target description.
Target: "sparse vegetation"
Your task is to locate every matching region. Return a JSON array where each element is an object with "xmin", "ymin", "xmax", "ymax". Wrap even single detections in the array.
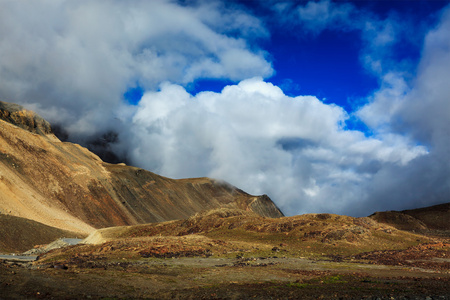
[{"xmin": 1, "ymin": 206, "xmax": 449, "ymax": 299}]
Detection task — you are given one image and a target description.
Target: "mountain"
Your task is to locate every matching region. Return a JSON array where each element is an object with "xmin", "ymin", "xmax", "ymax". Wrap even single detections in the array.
[{"xmin": 0, "ymin": 101, "xmax": 283, "ymax": 237}]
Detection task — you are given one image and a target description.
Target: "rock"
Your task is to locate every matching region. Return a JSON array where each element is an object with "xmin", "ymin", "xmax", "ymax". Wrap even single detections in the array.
[{"xmin": 53, "ymin": 264, "xmax": 68, "ymax": 270}]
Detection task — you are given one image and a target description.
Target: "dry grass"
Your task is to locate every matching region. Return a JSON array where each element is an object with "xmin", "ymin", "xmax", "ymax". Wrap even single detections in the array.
[{"xmin": 55, "ymin": 208, "xmax": 431, "ymax": 262}]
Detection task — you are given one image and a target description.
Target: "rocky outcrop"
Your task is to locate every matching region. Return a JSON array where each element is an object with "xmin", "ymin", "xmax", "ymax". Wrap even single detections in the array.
[
  {"xmin": 0, "ymin": 101, "xmax": 283, "ymax": 235},
  {"xmin": 0, "ymin": 101, "xmax": 52, "ymax": 135}
]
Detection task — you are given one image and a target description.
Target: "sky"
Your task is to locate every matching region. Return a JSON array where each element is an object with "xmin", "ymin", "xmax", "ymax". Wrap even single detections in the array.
[{"xmin": 0, "ymin": 0, "xmax": 449, "ymax": 217}]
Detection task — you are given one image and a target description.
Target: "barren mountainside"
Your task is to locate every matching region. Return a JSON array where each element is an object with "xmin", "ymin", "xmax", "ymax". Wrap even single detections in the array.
[{"xmin": 0, "ymin": 101, "xmax": 283, "ymax": 235}]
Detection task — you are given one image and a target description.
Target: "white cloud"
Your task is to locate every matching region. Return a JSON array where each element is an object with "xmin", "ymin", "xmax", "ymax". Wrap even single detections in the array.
[
  {"xmin": 130, "ymin": 78, "xmax": 427, "ymax": 215},
  {"xmin": 352, "ymin": 5, "xmax": 450, "ymax": 213},
  {"xmin": 400, "ymin": 7, "xmax": 450, "ymax": 147},
  {"xmin": 263, "ymin": 0, "xmax": 450, "ymax": 214},
  {"xmin": 357, "ymin": 72, "xmax": 410, "ymax": 131},
  {"xmin": 0, "ymin": 0, "xmax": 272, "ymax": 138},
  {"xmin": 358, "ymin": 6, "xmax": 450, "ymax": 149}
]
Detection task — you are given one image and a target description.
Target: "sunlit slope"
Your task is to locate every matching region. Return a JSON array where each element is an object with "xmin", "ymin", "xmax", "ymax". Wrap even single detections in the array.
[{"xmin": 83, "ymin": 209, "xmax": 429, "ymax": 258}]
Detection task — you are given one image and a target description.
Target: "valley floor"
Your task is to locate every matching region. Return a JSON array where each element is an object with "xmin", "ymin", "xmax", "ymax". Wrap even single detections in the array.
[
  {"xmin": 2, "ymin": 209, "xmax": 450, "ymax": 299},
  {"xmin": 1, "ymin": 250, "xmax": 449, "ymax": 299}
]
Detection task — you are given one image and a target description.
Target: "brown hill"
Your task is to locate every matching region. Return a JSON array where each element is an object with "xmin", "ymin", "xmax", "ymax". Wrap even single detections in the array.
[
  {"xmin": 369, "ymin": 202, "xmax": 450, "ymax": 235},
  {"xmin": 47, "ymin": 208, "xmax": 430, "ymax": 265},
  {"xmin": 401, "ymin": 202, "xmax": 450, "ymax": 230},
  {"xmin": 0, "ymin": 101, "xmax": 283, "ymax": 236}
]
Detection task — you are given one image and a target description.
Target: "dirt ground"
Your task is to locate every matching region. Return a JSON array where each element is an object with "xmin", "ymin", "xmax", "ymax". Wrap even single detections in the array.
[
  {"xmin": 1, "ymin": 211, "xmax": 449, "ymax": 299},
  {"xmin": 1, "ymin": 244, "xmax": 449, "ymax": 299}
]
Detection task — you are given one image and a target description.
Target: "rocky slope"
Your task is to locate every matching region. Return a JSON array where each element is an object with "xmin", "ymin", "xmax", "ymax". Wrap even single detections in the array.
[{"xmin": 0, "ymin": 101, "xmax": 283, "ymax": 236}]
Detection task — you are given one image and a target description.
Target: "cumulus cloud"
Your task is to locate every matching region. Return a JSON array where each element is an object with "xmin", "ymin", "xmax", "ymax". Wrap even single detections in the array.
[
  {"xmin": 355, "ymin": 6, "xmax": 450, "ymax": 212},
  {"xmin": 400, "ymin": 7, "xmax": 450, "ymax": 147},
  {"xmin": 129, "ymin": 77, "xmax": 427, "ymax": 215},
  {"xmin": 264, "ymin": 0, "xmax": 450, "ymax": 214},
  {"xmin": 0, "ymin": 0, "xmax": 272, "ymax": 138}
]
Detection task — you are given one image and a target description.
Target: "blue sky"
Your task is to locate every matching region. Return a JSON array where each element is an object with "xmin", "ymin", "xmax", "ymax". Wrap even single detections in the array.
[
  {"xmin": 1, "ymin": 0, "xmax": 450, "ymax": 216},
  {"xmin": 189, "ymin": 27, "xmax": 377, "ymax": 112},
  {"xmin": 133, "ymin": 0, "xmax": 449, "ymax": 131},
  {"xmin": 186, "ymin": 1, "xmax": 446, "ymax": 101}
]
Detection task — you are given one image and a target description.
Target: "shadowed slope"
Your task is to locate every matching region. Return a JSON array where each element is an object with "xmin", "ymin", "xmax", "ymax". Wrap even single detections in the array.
[
  {"xmin": 401, "ymin": 202, "xmax": 450, "ymax": 230},
  {"xmin": 0, "ymin": 215, "xmax": 81, "ymax": 253},
  {"xmin": 369, "ymin": 202, "xmax": 450, "ymax": 234}
]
